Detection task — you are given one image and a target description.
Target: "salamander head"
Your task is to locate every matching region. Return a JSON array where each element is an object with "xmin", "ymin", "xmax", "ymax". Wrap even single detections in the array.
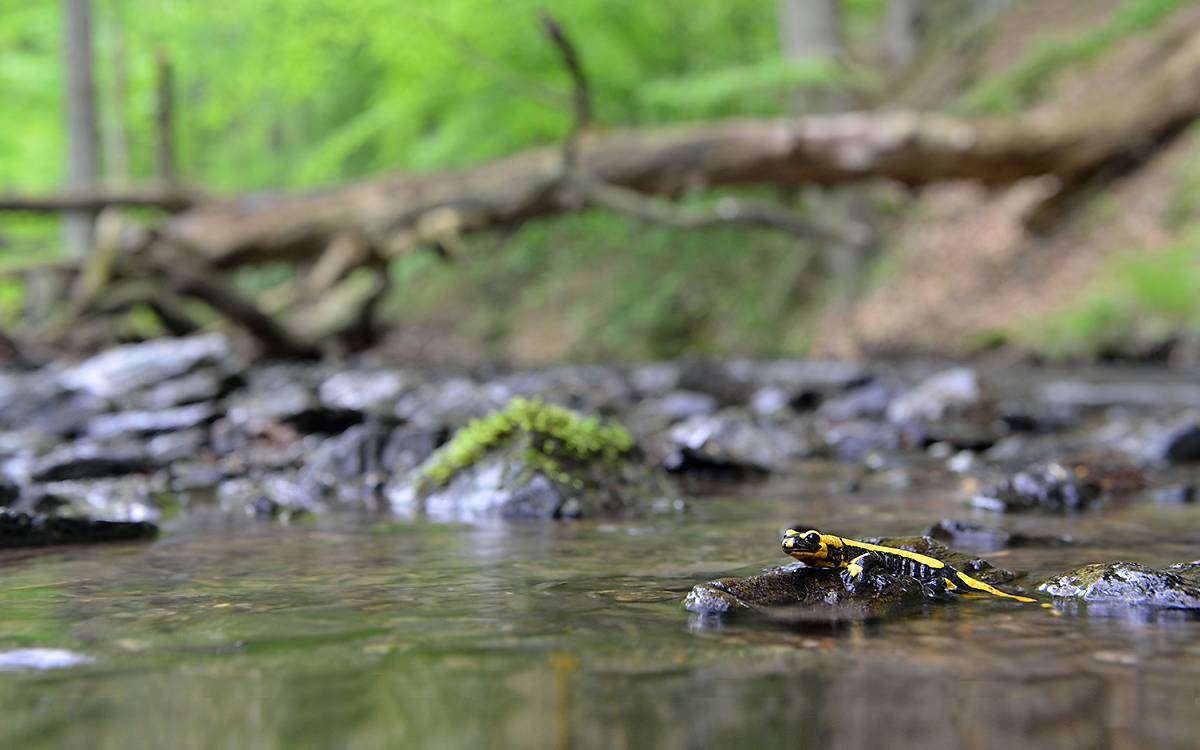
[{"xmin": 782, "ymin": 528, "xmax": 837, "ymax": 566}]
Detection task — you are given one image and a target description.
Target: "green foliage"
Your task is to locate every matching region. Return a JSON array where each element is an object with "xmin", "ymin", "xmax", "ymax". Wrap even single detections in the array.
[
  {"xmin": 419, "ymin": 397, "xmax": 634, "ymax": 490},
  {"xmin": 963, "ymin": 0, "xmax": 1184, "ymax": 114},
  {"xmin": 1012, "ymin": 226, "xmax": 1200, "ymax": 359}
]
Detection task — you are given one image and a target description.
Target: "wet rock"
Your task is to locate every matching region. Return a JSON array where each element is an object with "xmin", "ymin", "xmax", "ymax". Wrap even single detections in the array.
[
  {"xmin": 391, "ymin": 399, "xmax": 669, "ymax": 521},
  {"xmin": 57, "ymin": 333, "xmax": 234, "ymax": 399},
  {"xmin": 217, "ymin": 472, "xmax": 318, "ymax": 517},
  {"xmin": 685, "ymin": 563, "xmax": 927, "ymax": 620},
  {"xmin": 1153, "ymin": 484, "xmax": 1198, "ymax": 504},
  {"xmin": 86, "ymin": 402, "xmax": 218, "ymax": 440},
  {"xmin": 29, "ymin": 475, "xmax": 164, "ymax": 522},
  {"xmin": 817, "ymin": 380, "xmax": 897, "ymax": 422},
  {"xmin": 394, "ymin": 377, "xmax": 506, "ymax": 430},
  {"xmin": 1141, "ymin": 419, "xmax": 1200, "ymax": 463},
  {"xmin": 685, "ymin": 536, "xmax": 1022, "ymax": 619},
  {"xmin": 0, "ymin": 508, "xmax": 157, "ymax": 548},
  {"xmin": 745, "ymin": 360, "xmax": 872, "ymax": 414},
  {"xmin": 0, "ymin": 373, "xmax": 107, "ymax": 438},
  {"xmin": 628, "ymin": 362, "xmax": 681, "ymax": 397},
  {"xmin": 819, "ymin": 419, "xmax": 914, "ymax": 462},
  {"xmin": 970, "ymin": 455, "xmax": 1143, "ymax": 513},
  {"xmin": 1039, "ymin": 380, "xmax": 1200, "ymax": 410},
  {"xmin": 493, "ymin": 365, "xmax": 636, "ymax": 414},
  {"xmin": 923, "ymin": 519, "xmax": 1072, "ymax": 551},
  {"xmin": 29, "ymin": 440, "xmax": 163, "ymax": 483},
  {"xmin": 318, "ymin": 369, "xmax": 409, "ymax": 415},
  {"xmin": 1040, "ymin": 561, "xmax": 1200, "ymax": 609},
  {"xmin": 122, "ymin": 366, "xmax": 239, "ymax": 410},
  {"xmin": 627, "ymin": 390, "xmax": 718, "ymax": 433},
  {"xmin": 662, "ymin": 410, "xmax": 810, "ymax": 473},
  {"xmin": 300, "ymin": 422, "xmax": 441, "ymax": 503},
  {"xmin": 227, "ymin": 366, "xmax": 361, "ymax": 436},
  {"xmin": 887, "ymin": 367, "xmax": 991, "ymax": 425},
  {"xmin": 676, "ymin": 359, "xmax": 754, "ymax": 406}
]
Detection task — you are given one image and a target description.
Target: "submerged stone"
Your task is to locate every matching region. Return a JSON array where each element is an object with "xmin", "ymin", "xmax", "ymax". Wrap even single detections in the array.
[
  {"xmin": 391, "ymin": 398, "xmax": 669, "ymax": 521},
  {"xmin": 1039, "ymin": 561, "xmax": 1200, "ymax": 609}
]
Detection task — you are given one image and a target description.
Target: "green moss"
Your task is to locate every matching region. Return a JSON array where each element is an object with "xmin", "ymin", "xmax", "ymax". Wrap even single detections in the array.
[
  {"xmin": 963, "ymin": 0, "xmax": 1184, "ymax": 114},
  {"xmin": 418, "ymin": 397, "xmax": 634, "ymax": 490}
]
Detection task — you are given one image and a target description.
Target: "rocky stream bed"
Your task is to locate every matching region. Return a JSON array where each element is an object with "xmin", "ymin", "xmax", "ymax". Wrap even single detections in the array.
[{"xmin": 1, "ymin": 335, "xmax": 1199, "ymax": 747}]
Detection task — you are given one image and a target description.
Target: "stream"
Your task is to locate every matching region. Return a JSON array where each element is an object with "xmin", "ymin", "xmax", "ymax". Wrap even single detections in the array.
[{"xmin": 2, "ymin": 464, "xmax": 1198, "ymax": 749}]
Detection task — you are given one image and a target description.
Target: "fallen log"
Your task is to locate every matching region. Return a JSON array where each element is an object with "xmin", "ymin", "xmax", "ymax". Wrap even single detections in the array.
[{"xmin": 157, "ymin": 22, "xmax": 1200, "ymax": 266}]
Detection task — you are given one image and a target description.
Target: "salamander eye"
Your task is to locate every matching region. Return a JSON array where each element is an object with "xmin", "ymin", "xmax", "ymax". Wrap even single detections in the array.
[{"xmin": 804, "ymin": 532, "xmax": 821, "ymax": 545}]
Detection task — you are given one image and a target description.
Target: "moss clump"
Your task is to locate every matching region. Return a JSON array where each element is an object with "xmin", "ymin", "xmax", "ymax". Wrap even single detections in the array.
[{"xmin": 417, "ymin": 397, "xmax": 635, "ymax": 490}]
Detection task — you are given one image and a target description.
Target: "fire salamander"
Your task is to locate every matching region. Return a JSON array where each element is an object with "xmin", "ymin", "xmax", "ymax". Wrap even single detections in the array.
[{"xmin": 782, "ymin": 528, "xmax": 1038, "ymax": 603}]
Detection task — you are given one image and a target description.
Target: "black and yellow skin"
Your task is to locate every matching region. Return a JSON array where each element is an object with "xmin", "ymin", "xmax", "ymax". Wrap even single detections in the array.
[{"xmin": 782, "ymin": 528, "xmax": 1038, "ymax": 603}]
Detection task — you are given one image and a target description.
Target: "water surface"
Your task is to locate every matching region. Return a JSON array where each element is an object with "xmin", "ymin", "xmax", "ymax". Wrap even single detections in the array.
[{"xmin": 2, "ymin": 465, "xmax": 1198, "ymax": 749}]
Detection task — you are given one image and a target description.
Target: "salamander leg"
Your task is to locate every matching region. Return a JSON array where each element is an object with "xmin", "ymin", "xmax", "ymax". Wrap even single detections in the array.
[
  {"xmin": 923, "ymin": 575, "xmax": 959, "ymax": 601},
  {"xmin": 841, "ymin": 552, "xmax": 884, "ymax": 588}
]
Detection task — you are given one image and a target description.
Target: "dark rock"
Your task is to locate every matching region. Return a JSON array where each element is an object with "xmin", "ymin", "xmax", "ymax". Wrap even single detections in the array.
[
  {"xmin": 1142, "ymin": 419, "xmax": 1200, "ymax": 463},
  {"xmin": 662, "ymin": 410, "xmax": 810, "ymax": 473},
  {"xmin": 300, "ymin": 422, "xmax": 441, "ymax": 503},
  {"xmin": 888, "ymin": 367, "xmax": 992, "ymax": 425},
  {"xmin": 685, "ymin": 536, "xmax": 1024, "ymax": 619},
  {"xmin": 57, "ymin": 333, "xmax": 234, "ymax": 399},
  {"xmin": 227, "ymin": 366, "xmax": 361, "ymax": 436},
  {"xmin": 493, "ymin": 365, "xmax": 636, "ymax": 414},
  {"xmin": 819, "ymin": 419, "xmax": 914, "ymax": 462},
  {"xmin": 745, "ymin": 359, "xmax": 872, "ymax": 414},
  {"xmin": 29, "ymin": 441, "xmax": 162, "ymax": 482},
  {"xmin": 29, "ymin": 475, "xmax": 163, "ymax": 522},
  {"xmin": 0, "ymin": 477, "xmax": 19, "ymax": 507},
  {"xmin": 970, "ymin": 455, "xmax": 1143, "ymax": 513},
  {"xmin": 0, "ymin": 508, "xmax": 157, "ymax": 549},
  {"xmin": 1039, "ymin": 380, "xmax": 1200, "ymax": 410},
  {"xmin": 684, "ymin": 563, "xmax": 927, "ymax": 621},
  {"xmin": 318, "ymin": 369, "xmax": 409, "ymax": 414},
  {"xmin": 676, "ymin": 359, "xmax": 754, "ymax": 407},
  {"xmin": 1153, "ymin": 484, "xmax": 1198, "ymax": 504},
  {"xmin": 123, "ymin": 366, "xmax": 239, "ymax": 410},
  {"xmin": 0, "ymin": 373, "xmax": 107, "ymax": 438},
  {"xmin": 627, "ymin": 362, "xmax": 681, "ymax": 397},
  {"xmin": 627, "ymin": 390, "xmax": 717, "ymax": 433},
  {"xmin": 1040, "ymin": 561, "xmax": 1200, "ymax": 609},
  {"xmin": 818, "ymin": 380, "xmax": 897, "ymax": 422},
  {"xmin": 394, "ymin": 378, "xmax": 506, "ymax": 430},
  {"xmin": 86, "ymin": 402, "xmax": 218, "ymax": 440},
  {"xmin": 923, "ymin": 519, "xmax": 1072, "ymax": 551}
]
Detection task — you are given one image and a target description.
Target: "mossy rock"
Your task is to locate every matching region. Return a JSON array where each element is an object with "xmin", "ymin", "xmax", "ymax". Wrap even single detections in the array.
[
  {"xmin": 685, "ymin": 536, "xmax": 1022, "ymax": 621},
  {"xmin": 390, "ymin": 398, "xmax": 673, "ymax": 520}
]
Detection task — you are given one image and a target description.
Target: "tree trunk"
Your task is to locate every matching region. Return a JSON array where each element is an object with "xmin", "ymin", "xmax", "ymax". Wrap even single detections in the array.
[
  {"xmin": 103, "ymin": 0, "xmax": 131, "ymax": 184},
  {"xmin": 155, "ymin": 50, "xmax": 177, "ymax": 185},
  {"xmin": 777, "ymin": 0, "xmax": 842, "ymax": 62},
  {"xmin": 63, "ymin": 0, "xmax": 100, "ymax": 258},
  {"xmin": 884, "ymin": 0, "xmax": 922, "ymax": 69}
]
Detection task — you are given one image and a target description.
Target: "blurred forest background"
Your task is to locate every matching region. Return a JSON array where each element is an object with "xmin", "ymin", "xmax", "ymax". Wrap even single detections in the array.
[{"xmin": 4, "ymin": 0, "xmax": 1200, "ymax": 364}]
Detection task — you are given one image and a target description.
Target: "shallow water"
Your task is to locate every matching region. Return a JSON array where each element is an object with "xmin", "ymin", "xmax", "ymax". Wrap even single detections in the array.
[{"xmin": 1, "ymin": 464, "xmax": 1199, "ymax": 750}]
